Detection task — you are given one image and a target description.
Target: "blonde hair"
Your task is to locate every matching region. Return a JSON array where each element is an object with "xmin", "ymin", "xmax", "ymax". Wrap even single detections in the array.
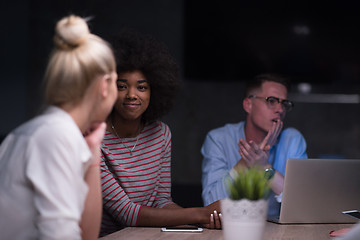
[{"xmin": 44, "ymin": 15, "xmax": 116, "ymax": 106}]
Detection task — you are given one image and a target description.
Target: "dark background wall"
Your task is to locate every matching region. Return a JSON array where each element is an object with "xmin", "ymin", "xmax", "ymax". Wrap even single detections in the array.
[{"xmin": 1, "ymin": 0, "xmax": 360, "ymax": 207}]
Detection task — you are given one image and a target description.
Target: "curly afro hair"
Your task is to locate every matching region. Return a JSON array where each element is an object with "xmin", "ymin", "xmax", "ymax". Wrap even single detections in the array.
[{"xmin": 110, "ymin": 29, "xmax": 181, "ymax": 123}]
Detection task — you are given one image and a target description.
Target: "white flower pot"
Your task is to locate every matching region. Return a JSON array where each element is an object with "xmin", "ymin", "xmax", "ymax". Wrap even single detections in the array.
[{"xmin": 221, "ymin": 198, "xmax": 268, "ymax": 240}]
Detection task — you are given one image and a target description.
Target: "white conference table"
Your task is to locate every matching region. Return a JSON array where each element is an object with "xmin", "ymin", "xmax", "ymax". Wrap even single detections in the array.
[{"xmin": 99, "ymin": 222, "xmax": 354, "ymax": 240}]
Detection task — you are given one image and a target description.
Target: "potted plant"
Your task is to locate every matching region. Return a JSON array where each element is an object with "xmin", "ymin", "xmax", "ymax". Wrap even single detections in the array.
[{"xmin": 221, "ymin": 167, "xmax": 272, "ymax": 240}]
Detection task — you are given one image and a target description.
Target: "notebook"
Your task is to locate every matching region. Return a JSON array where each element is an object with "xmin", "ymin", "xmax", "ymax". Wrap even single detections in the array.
[{"xmin": 268, "ymin": 158, "xmax": 360, "ymax": 224}]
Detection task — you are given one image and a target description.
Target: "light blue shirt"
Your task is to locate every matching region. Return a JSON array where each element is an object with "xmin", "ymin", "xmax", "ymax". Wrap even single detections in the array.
[{"xmin": 201, "ymin": 121, "xmax": 307, "ymax": 217}]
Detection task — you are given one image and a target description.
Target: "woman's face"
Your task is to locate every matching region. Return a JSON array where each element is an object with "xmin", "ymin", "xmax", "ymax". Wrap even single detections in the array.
[
  {"xmin": 113, "ymin": 70, "xmax": 151, "ymax": 122},
  {"xmin": 103, "ymin": 71, "xmax": 119, "ymax": 119},
  {"xmin": 89, "ymin": 71, "xmax": 118, "ymax": 124}
]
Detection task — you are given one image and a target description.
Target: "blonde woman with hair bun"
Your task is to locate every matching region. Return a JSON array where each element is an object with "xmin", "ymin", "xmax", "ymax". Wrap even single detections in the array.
[{"xmin": 0, "ymin": 15, "xmax": 118, "ymax": 240}]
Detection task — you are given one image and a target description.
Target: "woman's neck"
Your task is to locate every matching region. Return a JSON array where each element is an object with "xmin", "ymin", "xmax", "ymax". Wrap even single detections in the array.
[
  {"xmin": 109, "ymin": 116, "xmax": 143, "ymax": 138},
  {"xmin": 61, "ymin": 102, "xmax": 92, "ymax": 135}
]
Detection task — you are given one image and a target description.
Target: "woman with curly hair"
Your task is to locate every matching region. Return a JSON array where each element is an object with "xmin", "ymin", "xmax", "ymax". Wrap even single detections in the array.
[{"xmin": 100, "ymin": 30, "xmax": 221, "ymax": 236}]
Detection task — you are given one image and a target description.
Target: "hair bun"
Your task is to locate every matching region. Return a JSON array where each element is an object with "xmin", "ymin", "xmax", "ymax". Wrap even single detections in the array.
[{"xmin": 54, "ymin": 15, "xmax": 90, "ymax": 50}]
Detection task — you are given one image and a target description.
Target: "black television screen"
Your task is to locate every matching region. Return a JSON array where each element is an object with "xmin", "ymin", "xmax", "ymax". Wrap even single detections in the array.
[{"xmin": 184, "ymin": 1, "xmax": 360, "ymax": 84}]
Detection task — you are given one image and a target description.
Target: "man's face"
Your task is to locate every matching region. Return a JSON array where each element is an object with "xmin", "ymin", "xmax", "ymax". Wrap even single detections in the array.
[{"xmin": 245, "ymin": 81, "xmax": 288, "ymax": 134}]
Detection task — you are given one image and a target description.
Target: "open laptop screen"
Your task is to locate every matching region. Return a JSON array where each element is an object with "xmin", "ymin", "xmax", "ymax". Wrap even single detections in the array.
[{"xmin": 269, "ymin": 158, "xmax": 360, "ymax": 224}]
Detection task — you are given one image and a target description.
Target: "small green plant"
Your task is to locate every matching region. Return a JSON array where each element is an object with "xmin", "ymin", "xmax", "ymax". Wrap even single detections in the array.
[{"xmin": 227, "ymin": 167, "xmax": 271, "ymax": 201}]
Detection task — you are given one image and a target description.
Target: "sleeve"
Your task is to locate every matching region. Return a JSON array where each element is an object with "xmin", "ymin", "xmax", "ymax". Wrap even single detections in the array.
[
  {"xmin": 100, "ymin": 156, "xmax": 141, "ymax": 227},
  {"xmin": 201, "ymin": 132, "xmax": 231, "ymax": 206},
  {"xmin": 152, "ymin": 123, "xmax": 174, "ymax": 208},
  {"xmin": 26, "ymin": 130, "xmax": 86, "ymax": 240},
  {"xmin": 275, "ymin": 128, "xmax": 308, "ymax": 176},
  {"xmin": 287, "ymin": 128, "xmax": 307, "ymax": 159}
]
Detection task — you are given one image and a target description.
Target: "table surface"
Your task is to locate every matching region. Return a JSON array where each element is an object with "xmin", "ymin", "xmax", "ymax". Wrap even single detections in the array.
[{"xmin": 99, "ymin": 222, "xmax": 354, "ymax": 240}]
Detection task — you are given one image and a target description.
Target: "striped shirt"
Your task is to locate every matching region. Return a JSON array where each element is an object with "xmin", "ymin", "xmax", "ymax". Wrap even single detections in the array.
[{"xmin": 100, "ymin": 121, "xmax": 174, "ymax": 236}]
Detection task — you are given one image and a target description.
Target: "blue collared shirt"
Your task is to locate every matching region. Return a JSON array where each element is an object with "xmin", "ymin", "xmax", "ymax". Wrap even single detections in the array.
[{"xmin": 201, "ymin": 121, "xmax": 307, "ymax": 216}]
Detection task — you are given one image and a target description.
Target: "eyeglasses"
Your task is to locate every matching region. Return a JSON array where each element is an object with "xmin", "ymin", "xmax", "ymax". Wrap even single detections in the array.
[{"xmin": 248, "ymin": 95, "xmax": 294, "ymax": 112}]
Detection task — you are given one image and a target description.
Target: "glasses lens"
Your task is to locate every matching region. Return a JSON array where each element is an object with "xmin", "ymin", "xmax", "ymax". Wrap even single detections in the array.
[
  {"xmin": 282, "ymin": 100, "xmax": 294, "ymax": 112},
  {"xmin": 266, "ymin": 97, "xmax": 279, "ymax": 107},
  {"xmin": 265, "ymin": 97, "xmax": 294, "ymax": 112}
]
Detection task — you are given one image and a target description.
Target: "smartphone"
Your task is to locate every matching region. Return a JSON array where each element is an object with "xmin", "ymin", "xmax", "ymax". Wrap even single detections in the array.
[
  {"xmin": 161, "ymin": 226, "xmax": 203, "ymax": 233},
  {"xmin": 342, "ymin": 210, "xmax": 360, "ymax": 220}
]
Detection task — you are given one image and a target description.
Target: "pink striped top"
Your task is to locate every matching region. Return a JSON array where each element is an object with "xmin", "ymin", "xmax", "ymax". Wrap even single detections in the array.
[{"xmin": 100, "ymin": 121, "xmax": 174, "ymax": 236}]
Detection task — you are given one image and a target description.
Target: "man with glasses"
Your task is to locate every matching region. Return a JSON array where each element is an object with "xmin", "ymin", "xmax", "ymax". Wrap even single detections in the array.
[{"xmin": 201, "ymin": 74, "xmax": 307, "ymax": 217}]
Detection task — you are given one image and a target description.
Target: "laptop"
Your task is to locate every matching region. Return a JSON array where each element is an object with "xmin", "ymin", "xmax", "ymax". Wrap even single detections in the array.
[{"xmin": 268, "ymin": 158, "xmax": 360, "ymax": 224}]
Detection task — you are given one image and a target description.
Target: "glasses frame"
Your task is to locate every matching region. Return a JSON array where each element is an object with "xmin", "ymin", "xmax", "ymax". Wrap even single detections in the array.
[{"xmin": 248, "ymin": 95, "xmax": 294, "ymax": 112}]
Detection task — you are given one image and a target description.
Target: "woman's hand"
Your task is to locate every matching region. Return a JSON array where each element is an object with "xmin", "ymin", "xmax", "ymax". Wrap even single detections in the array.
[
  {"xmin": 82, "ymin": 122, "xmax": 106, "ymax": 239},
  {"xmin": 329, "ymin": 228, "xmax": 351, "ymax": 237},
  {"xmin": 207, "ymin": 209, "xmax": 222, "ymax": 229},
  {"xmin": 83, "ymin": 122, "xmax": 106, "ymax": 165},
  {"xmin": 202, "ymin": 201, "xmax": 222, "ymax": 229}
]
